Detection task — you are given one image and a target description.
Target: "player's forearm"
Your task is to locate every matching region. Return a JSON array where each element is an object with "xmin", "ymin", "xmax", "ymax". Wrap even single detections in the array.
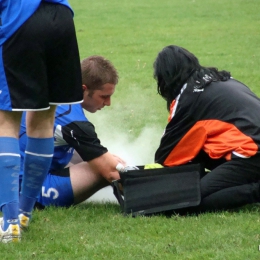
[{"xmin": 88, "ymin": 152, "xmax": 123, "ymax": 182}]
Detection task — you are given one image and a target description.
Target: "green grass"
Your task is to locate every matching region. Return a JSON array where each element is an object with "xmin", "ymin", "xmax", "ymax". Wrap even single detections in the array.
[
  {"xmin": 73, "ymin": 0, "xmax": 260, "ymax": 136},
  {"xmin": 1, "ymin": 204, "xmax": 260, "ymax": 259},
  {"xmin": 1, "ymin": 0, "xmax": 260, "ymax": 258}
]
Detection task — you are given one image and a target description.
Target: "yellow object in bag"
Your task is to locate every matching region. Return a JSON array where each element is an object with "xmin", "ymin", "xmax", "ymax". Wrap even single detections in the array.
[{"xmin": 144, "ymin": 163, "xmax": 163, "ymax": 169}]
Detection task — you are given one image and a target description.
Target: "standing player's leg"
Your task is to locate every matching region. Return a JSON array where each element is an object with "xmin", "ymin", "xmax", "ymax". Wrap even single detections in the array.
[
  {"xmin": 0, "ymin": 111, "xmax": 22, "ymax": 242},
  {"xmin": 19, "ymin": 106, "xmax": 56, "ymax": 227}
]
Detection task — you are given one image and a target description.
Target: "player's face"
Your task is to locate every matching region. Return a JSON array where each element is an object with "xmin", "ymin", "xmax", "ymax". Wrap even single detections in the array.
[{"xmin": 82, "ymin": 83, "xmax": 115, "ymax": 113}]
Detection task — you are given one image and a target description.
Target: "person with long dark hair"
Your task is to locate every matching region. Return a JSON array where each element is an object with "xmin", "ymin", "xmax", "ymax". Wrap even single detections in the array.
[{"xmin": 153, "ymin": 45, "xmax": 260, "ymax": 213}]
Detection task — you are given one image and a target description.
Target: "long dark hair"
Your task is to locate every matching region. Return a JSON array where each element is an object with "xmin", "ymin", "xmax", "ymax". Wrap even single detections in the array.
[{"xmin": 153, "ymin": 45, "xmax": 231, "ymax": 111}]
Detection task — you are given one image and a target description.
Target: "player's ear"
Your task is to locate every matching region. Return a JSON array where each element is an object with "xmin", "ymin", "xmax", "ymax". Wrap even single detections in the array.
[{"xmin": 82, "ymin": 84, "xmax": 88, "ymax": 92}]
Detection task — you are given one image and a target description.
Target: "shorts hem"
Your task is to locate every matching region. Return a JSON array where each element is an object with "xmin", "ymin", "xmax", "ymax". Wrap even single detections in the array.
[
  {"xmin": 12, "ymin": 107, "xmax": 50, "ymax": 112},
  {"xmin": 49, "ymin": 100, "xmax": 83, "ymax": 105},
  {"xmin": 10, "ymin": 99, "xmax": 83, "ymax": 111}
]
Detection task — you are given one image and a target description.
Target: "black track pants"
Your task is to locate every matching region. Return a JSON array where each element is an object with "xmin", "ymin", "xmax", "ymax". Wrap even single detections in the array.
[{"xmin": 198, "ymin": 155, "xmax": 260, "ymax": 211}]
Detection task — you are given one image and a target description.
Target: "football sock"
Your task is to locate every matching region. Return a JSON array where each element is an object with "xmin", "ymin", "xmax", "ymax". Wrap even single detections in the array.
[
  {"xmin": 19, "ymin": 137, "xmax": 53, "ymax": 217},
  {"xmin": 0, "ymin": 137, "xmax": 20, "ymax": 231}
]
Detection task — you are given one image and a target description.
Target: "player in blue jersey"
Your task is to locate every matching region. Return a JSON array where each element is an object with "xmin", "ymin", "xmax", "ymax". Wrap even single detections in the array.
[
  {"xmin": 19, "ymin": 55, "xmax": 127, "ymax": 210},
  {"xmin": 0, "ymin": 1, "xmax": 82, "ymax": 242}
]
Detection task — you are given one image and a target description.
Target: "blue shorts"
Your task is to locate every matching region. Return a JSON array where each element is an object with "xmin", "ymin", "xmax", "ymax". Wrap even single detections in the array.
[{"xmin": 37, "ymin": 168, "xmax": 74, "ymax": 207}]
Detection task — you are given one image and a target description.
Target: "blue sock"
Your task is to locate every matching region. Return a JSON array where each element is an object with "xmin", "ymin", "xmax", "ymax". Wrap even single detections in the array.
[
  {"xmin": 20, "ymin": 137, "xmax": 53, "ymax": 217},
  {"xmin": 0, "ymin": 137, "xmax": 20, "ymax": 231}
]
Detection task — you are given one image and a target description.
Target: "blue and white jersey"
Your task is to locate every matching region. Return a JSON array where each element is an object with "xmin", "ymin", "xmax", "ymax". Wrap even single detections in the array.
[
  {"xmin": 19, "ymin": 104, "xmax": 108, "ymax": 177},
  {"xmin": 52, "ymin": 104, "xmax": 87, "ymax": 170},
  {"xmin": 0, "ymin": 0, "xmax": 72, "ymax": 45}
]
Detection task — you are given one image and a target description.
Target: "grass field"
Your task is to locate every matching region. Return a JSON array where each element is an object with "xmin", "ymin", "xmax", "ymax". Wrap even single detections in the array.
[{"xmin": 1, "ymin": 0, "xmax": 260, "ymax": 259}]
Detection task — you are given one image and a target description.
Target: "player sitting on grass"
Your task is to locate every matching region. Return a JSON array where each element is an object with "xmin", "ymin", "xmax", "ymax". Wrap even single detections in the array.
[{"xmin": 17, "ymin": 55, "xmax": 129, "ymax": 227}]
